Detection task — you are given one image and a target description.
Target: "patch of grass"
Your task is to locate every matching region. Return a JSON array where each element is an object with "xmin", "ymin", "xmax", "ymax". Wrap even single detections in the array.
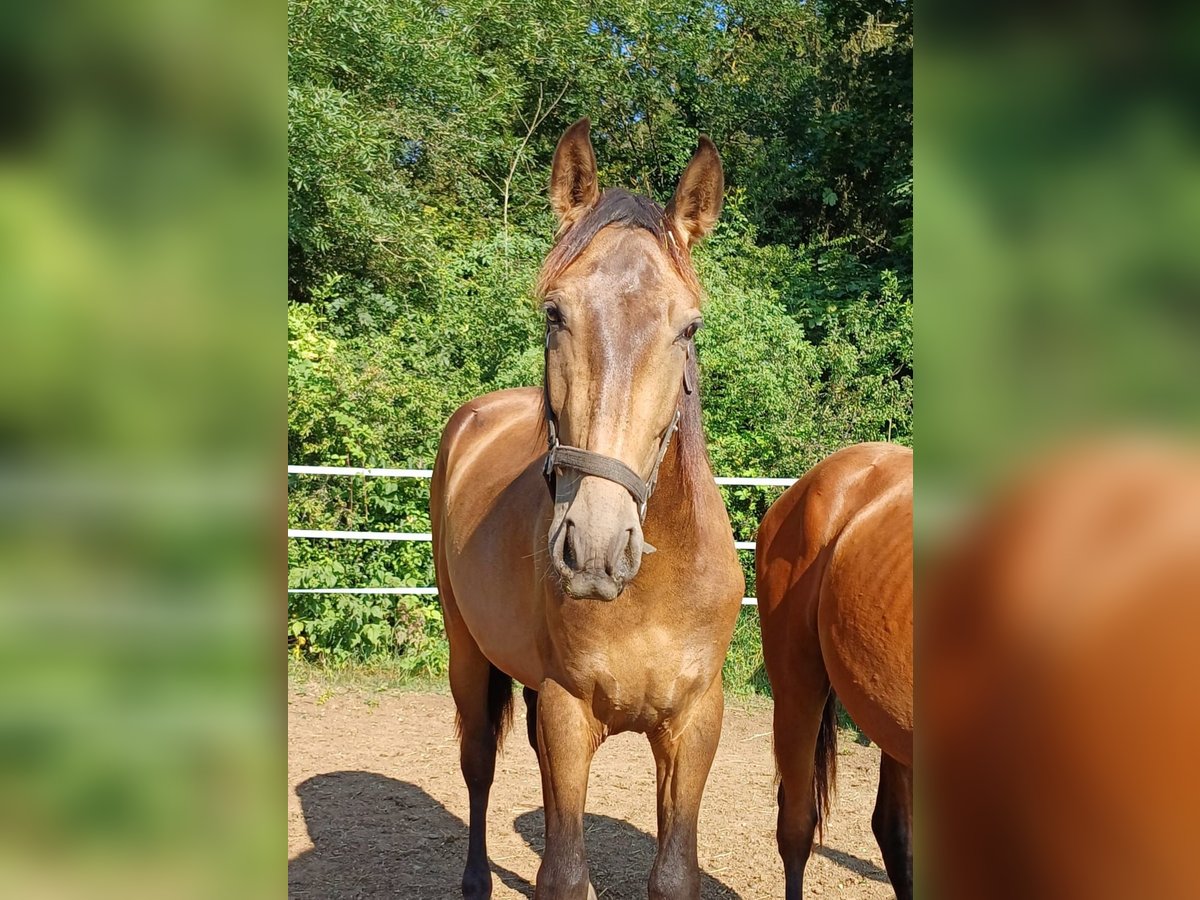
[
  {"xmin": 288, "ymin": 654, "xmax": 451, "ymax": 697},
  {"xmin": 723, "ymin": 606, "xmax": 772, "ymax": 697}
]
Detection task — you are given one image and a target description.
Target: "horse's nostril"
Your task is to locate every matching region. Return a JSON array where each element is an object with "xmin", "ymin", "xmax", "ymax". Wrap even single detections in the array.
[
  {"xmin": 563, "ymin": 521, "xmax": 578, "ymax": 572},
  {"xmin": 608, "ymin": 528, "xmax": 636, "ymax": 579}
]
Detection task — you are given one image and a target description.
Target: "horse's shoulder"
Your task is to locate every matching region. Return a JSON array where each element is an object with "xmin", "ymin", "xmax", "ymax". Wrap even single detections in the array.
[{"xmin": 440, "ymin": 387, "xmax": 541, "ymax": 455}]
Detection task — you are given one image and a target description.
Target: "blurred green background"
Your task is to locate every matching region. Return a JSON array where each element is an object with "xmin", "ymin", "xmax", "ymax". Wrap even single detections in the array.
[
  {"xmin": 918, "ymin": 3, "xmax": 1200, "ymax": 510},
  {"xmin": 0, "ymin": 0, "xmax": 276, "ymax": 897}
]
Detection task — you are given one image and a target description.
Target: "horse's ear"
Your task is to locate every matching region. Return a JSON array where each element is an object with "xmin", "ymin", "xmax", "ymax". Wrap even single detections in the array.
[
  {"xmin": 550, "ymin": 118, "xmax": 599, "ymax": 231},
  {"xmin": 665, "ymin": 136, "xmax": 724, "ymax": 248}
]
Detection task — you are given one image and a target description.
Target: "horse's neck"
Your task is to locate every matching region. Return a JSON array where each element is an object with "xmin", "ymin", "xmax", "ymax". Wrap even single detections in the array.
[{"xmin": 645, "ymin": 428, "xmax": 717, "ymax": 545}]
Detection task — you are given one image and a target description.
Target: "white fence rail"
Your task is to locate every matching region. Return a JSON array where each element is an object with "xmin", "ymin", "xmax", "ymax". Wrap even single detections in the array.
[
  {"xmin": 287, "ymin": 464, "xmax": 797, "ymax": 488},
  {"xmin": 288, "ymin": 529, "xmax": 433, "ymax": 542},
  {"xmin": 287, "ymin": 465, "xmax": 797, "ymax": 606}
]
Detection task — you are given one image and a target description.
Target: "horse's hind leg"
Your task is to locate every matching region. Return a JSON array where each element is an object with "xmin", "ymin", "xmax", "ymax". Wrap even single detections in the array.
[
  {"xmin": 772, "ymin": 653, "xmax": 836, "ymax": 900},
  {"xmin": 445, "ymin": 609, "xmax": 513, "ymax": 899},
  {"xmin": 647, "ymin": 675, "xmax": 724, "ymax": 900},
  {"xmin": 873, "ymin": 753, "xmax": 913, "ymax": 900}
]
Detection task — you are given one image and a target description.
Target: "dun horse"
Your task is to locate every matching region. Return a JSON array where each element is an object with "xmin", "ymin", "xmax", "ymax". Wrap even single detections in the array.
[
  {"xmin": 756, "ymin": 443, "xmax": 913, "ymax": 900},
  {"xmin": 430, "ymin": 119, "xmax": 744, "ymax": 900}
]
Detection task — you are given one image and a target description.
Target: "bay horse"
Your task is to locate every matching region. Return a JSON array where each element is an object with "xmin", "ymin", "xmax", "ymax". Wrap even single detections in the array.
[
  {"xmin": 756, "ymin": 442, "xmax": 913, "ymax": 900},
  {"xmin": 430, "ymin": 119, "xmax": 744, "ymax": 899}
]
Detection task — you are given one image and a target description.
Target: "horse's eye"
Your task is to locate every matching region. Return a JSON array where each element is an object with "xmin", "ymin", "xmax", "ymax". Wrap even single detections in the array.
[
  {"xmin": 682, "ymin": 319, "xmax": 702, "ymax": 340},
  {"xmin": 542, "ymin": 303, "xmax": 563, "ymax": 328}
]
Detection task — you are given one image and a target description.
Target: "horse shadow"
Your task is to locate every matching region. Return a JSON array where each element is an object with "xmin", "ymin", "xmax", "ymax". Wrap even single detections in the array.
[
  {"xmin": 289, "ymin": 770, "xmax": 741, "ymax": 898},
  {"xmin": 289, "ymin": 771, "xmax": 532, "ymax": 899},
  {"xmin": 814, "ymin": 844, "xmax": 890, "ymax": 884},
  {"xmin": 511, "ymin": 808, "xmax": 740, "ymax": 899}
]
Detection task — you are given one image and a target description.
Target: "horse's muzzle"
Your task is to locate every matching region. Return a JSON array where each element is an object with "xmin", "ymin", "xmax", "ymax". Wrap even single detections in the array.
[{"xmin": 549, "ymin": 480, "xmax": 645, "ymax": 600}]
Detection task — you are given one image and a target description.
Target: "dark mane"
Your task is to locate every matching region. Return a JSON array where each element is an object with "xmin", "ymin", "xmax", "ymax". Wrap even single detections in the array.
[
  {"xmin": 671, "ymin": 347, "xmax": 715, "ymax": 524},
  {"xmin": 536, "ymin": 189, "xmax": 701, "ymax": 297}
]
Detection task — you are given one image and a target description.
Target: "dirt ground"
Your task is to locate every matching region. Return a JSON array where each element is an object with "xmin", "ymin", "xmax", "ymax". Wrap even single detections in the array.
[{"xmin": 288, "ymin": 686, "xmax": 893, "ymax": 899}]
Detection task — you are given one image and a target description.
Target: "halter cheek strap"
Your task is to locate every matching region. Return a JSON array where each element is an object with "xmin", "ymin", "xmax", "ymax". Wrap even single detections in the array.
[{"xmin": 542, "ymin": 330, "xmax": 691, "ymax": 521}]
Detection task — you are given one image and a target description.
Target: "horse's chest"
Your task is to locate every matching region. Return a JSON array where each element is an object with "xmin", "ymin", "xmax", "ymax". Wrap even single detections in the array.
[{"xmin": 553, "ymin": 619, "xmax": 723, "ymax": 727}]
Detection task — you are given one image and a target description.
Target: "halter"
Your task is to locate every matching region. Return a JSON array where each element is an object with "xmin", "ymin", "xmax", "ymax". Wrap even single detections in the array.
[{"xmin": 542, "ymin": 328, "xmax": 694, "ymax": 521}]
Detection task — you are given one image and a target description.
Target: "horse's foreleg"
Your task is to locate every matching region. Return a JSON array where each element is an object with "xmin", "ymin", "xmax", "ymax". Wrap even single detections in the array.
[
  {"xmin": 447, "ymin": 620, "xmax": 511, "ymax": 900},
  {"xmin": 534, "ymin": 679, "xmax": 599, "ymax": 900},
  {"xmin": 873, "ymin": 754, "xmax": 913, "ymax": 900},
  {"xmin": 647, "ymin": 676, "xmax": 724, "ymax": 900}
]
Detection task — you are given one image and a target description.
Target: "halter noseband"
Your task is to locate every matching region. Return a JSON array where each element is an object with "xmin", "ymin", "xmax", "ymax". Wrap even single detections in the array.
[{"xmin": 542, "ymin": 328, "xmax": 693, "ymax": 521}]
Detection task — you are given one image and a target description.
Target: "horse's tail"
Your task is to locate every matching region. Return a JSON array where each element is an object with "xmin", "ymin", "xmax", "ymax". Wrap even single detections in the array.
[
  {"xmin": 813, "ymin": 687, "xmax": 839, "ymax": 841},
  {"xmin": 485, "ymin": 663, "xmax": 515, "ymax": 748},
  {"xmin": 453, "ymin": 662, "xmax": 515, "ymax": 748}
]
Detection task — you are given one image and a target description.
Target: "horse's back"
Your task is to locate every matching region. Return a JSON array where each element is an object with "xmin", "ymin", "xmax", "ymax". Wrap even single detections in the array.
[
  {"xmin": 757, "ymin": 443, "xmax": 913, "ymax": 761},
  {"xmin": 757, "ymin": 442, "xmax": 911, "ymax": 619}
]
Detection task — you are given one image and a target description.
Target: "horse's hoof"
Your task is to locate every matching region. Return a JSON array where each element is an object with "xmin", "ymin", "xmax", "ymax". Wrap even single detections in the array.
[{"xmin": 461, "ymin": 867, "xmax": 492, "ymax": 899}]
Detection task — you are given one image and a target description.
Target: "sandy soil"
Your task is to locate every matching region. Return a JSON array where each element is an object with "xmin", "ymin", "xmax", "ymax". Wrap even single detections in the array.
[{"xmin": 288, "ymin": 687, "xmax": 892, "ymax": 899}]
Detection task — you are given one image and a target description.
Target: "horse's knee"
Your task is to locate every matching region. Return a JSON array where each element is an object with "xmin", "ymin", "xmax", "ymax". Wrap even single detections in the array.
[
  {"xmin": 777, "ymin": 781, "xmax": 817, "ymax": 853},
  {"xmin": 776, "ymin": 782, "xmax": 817, "ymax": 900},
  {"xmin": 459, "ymin": 737, "xmax": 497, "ymax": 790}
]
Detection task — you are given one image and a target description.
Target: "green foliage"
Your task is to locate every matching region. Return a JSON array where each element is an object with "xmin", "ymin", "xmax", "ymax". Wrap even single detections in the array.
[
  {"xmin": 287, "ymin": 0, "xmax": 911, "ymax": 690},
  {"xmin": 289, "ymin": 592, "xmax": 448, "ymax": 677},
  {"xmin": 723, "ymin": 607, "xmax": 773, "ymax": 696}
]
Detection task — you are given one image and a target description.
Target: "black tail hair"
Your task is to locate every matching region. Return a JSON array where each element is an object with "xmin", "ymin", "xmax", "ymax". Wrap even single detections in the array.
[
  {"xmin": 486, "ymin": 664, "xmax": 515, "ymax": 748},
  {"xmin": 813, "ymin": 688, "xmax": 839, "ymax": 841},
  {"xmin": 453, "ymin": 664, "xmax": 515, "ymax": 749}
]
